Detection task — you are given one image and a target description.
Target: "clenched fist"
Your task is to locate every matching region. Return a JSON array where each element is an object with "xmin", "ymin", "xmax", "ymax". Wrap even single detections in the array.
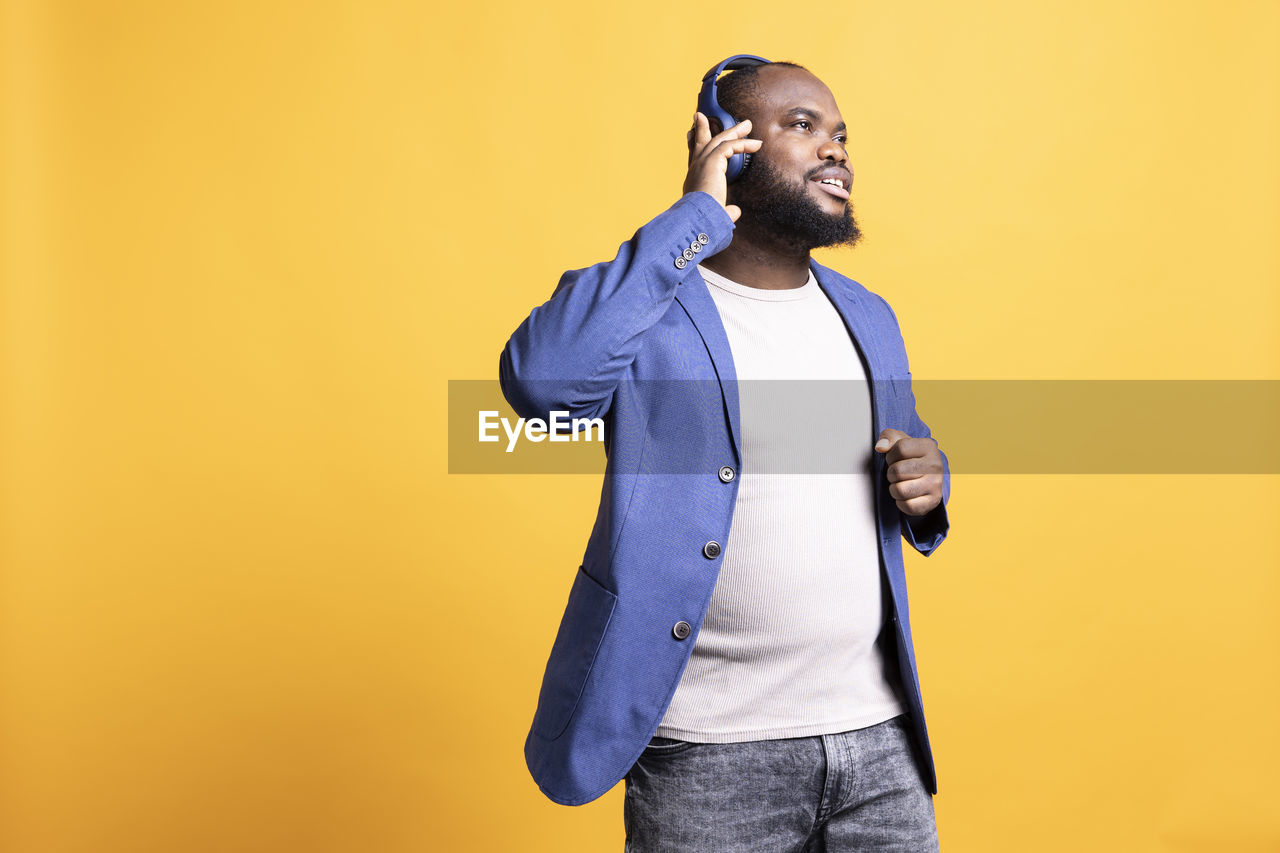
[{"xmin": 874, "ymin": 428, "xmax": 945, "ymax": 516}]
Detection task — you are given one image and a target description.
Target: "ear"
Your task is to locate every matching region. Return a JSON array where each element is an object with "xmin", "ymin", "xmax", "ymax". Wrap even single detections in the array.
[{"xmin": 708, "ymin": 116, "xmax": 725, "ymax": 136}]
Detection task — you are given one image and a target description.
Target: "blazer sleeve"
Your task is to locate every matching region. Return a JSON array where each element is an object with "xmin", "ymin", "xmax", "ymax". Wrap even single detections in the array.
[
  {"xmin": 876, "ymin": 295, "xmax": 951, "ymax": 557},
  {"xmin": 499, "ymin": 192, "xmax": 735, "ymax": 423}
]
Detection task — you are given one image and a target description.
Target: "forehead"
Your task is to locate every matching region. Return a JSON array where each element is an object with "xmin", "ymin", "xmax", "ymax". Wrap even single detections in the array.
[{"xmin": 750, "ymin": 66, "xmax": 842, "ymax": 121}]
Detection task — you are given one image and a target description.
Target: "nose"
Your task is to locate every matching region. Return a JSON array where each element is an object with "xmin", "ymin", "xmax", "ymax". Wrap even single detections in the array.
[{"xmin": 817, "ymin": 136, "xmax": 848, "ymax": 165}]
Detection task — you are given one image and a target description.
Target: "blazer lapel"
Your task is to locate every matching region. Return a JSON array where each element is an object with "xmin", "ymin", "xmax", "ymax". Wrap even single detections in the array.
[
  {"xmin": 674, "ymin": 270, "xmax": 742, "ymax": 466},
  {"xmin": 810, "ymin": 261, "xmax": 888, "ymax": 435}
]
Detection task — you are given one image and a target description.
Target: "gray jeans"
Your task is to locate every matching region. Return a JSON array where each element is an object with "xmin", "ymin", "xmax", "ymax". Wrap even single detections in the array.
[{"xmin": 623, "ymin": 715, "xmax": 939, "ymax": 852}]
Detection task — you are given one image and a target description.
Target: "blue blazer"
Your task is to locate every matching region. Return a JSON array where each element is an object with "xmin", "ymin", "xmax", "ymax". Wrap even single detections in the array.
[{"xmin": 500, "ymin": 191, "xmax": 951, "ymax": 806}]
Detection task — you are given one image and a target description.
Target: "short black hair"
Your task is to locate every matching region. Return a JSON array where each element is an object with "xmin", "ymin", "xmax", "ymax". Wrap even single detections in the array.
[{"xmin": 715, "ymin": 60, "xmax": 808, "ymax": 130}]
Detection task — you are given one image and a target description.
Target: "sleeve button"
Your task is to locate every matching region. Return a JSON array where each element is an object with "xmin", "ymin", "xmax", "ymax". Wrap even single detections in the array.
[
  {"xmin": 674, "ymin": 256, "xmax": 687, "ymax": 270},
  {"xmin": 697, "ymin": 233, "xmax": 710, "ymax": 245}
]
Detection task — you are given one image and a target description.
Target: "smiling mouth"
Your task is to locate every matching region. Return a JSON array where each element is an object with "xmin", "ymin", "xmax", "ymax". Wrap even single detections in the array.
[{"xmin": 811, "ymin": 177, "xmax": 850, "ymax": 200}]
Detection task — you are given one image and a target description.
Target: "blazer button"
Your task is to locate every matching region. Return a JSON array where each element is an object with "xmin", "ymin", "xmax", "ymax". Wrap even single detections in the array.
[
  {"xmin": 702, "ymin": 541, "xmax": 722, "ymax": 559},
  {"xmin": 672, "ymin": 621, "xmax": 692, "ymax": 640},
  {"xmin": 718, "ymin": 465, "xmax": 735, "ymax": 483}
]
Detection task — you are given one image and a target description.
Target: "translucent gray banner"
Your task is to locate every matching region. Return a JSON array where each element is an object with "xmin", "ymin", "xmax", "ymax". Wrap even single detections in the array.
[{"xmin": 448, "ymin": 380, "xmax": 1280, "ymax": 474}]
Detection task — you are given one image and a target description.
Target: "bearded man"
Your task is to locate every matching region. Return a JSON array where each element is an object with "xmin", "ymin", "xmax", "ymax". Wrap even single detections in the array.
[{"xmin": 499, "ymin": 56, "xmax": 951, "ymax": 852}]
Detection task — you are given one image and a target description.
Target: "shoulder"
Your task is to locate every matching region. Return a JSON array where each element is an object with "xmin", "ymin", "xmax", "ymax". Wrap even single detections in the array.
[{"xmin": 810, "ymin": 259, "xmax": 902, "ymax": 328}]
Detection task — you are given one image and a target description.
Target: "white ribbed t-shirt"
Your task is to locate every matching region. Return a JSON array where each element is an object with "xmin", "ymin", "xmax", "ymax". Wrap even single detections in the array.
[{"xmin": 655, "ymin": 264, "xmax": 906, "ymax": 742}]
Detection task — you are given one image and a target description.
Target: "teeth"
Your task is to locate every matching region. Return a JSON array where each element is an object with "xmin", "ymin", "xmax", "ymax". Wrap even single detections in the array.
[{"xmin": 819, "ymin": 178, "xmax": 844, "ymax": 189}]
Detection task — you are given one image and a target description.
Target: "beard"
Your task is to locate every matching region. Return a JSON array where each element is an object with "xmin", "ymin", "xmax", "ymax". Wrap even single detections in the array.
[{"xmin": 729, "ymin": 156, "xmax": 862, "ymax": 251}]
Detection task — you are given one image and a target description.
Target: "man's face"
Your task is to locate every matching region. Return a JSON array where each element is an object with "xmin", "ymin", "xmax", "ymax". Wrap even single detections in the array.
[{"xmin": 727, "ymin": 66, "xmax": 861, "ymax": 251}]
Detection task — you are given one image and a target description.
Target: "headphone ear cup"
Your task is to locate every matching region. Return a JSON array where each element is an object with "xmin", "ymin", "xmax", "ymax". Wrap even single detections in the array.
[{"xmin": 726, "ymin": 150, "xmax": 751, "ymax": 184}]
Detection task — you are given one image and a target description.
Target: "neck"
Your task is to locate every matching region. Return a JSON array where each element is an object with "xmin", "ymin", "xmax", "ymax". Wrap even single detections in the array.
[{"xmin": 699, "ymin": 216, "xmax": 812, "ymax": 290}]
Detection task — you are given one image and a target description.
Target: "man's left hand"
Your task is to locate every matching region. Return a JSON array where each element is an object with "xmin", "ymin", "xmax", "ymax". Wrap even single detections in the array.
[{"xmin": 874, "ymin": 428, "xmax": 944, "ymax": 516}]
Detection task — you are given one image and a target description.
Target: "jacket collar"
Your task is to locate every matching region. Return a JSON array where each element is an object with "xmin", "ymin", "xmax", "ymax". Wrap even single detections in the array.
[{"xmin": 673, "ymin": 259, "xmax": 885, "ymax": 466}]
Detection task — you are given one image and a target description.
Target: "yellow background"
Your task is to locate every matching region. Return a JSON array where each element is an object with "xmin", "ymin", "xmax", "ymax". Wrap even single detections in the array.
[{"xmin": 3, "ymin": 1, "xmax": 1278, "ymax": 851}]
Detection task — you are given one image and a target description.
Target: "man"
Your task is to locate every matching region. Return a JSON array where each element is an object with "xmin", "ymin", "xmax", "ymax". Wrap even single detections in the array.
[{"xmin": 500, "ymin": 57, "xmax": 950, "ymax": 851}]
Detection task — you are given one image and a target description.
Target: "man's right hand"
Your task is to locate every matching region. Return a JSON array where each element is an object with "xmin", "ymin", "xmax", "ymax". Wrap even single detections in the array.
[{"xmin": 683, "ymin": 112, "xmax": 762, "ymax": 223}]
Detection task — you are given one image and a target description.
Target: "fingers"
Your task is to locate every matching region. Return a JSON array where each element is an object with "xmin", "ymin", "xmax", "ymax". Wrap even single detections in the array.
[
  {"xmin": 885, "ymin": 455, "xmax": 937, "ymax": 483},
  {"xmin": 887, "ymin": 465, "xmax": 943, "ymax": 516},
  {"xmin": 705, "ymin": 138, "xmax": 762, "ymax": 174},
  {"xmin": 877, "ymin": 433, "xmax": 939, "ymax": 464},
  {"xmin": 894, "ymin": 493, "xmax": 943, "ymax": 517},
  {"xmin": 888, "ymin": 473, "xmax": 942, "ymax": 503},
  {"xmin": 876, "ymin": 432, "xmax": 943, "ymax": 516},
  {"xmin": 691, "ymin": 136, "xmax": 761, "ymax": 190},
  {"xmin": 874, "ymin": 428, "xmax": 910, "ymax": 453},
  {"xmin": 691, "ymin": 112, "xmax": 711, "ymax": 149},
  {"xmin": 691, "ymin": 113, "xmax": 756, "ymax": 157},
  {"xmin": 682, "ymin": 114, "xmax": 762, "ymax": 203}
]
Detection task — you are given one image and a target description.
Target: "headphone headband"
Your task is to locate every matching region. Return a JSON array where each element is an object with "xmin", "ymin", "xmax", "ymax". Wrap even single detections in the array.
[
  {"xmin": 699, "ymin": 54, "xmax": 772, "ymax": 109},
  {"xmin": 700, "ymin": 54, "xmax": 772, "ymax": 84}
]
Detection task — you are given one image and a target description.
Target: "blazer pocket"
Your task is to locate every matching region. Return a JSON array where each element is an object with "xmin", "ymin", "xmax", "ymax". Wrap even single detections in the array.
[{"xmin": 531, "ymin": 566, "xmax": 618, "ymax": 741}]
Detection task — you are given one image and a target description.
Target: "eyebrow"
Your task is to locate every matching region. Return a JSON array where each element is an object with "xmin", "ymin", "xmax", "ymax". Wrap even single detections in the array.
[{"xmin": 783, "ymin": 107, "xmax": 847, "ymax": 134}]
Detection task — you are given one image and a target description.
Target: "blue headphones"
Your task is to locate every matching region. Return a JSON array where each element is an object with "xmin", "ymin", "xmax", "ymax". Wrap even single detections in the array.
[{"xmin": 697, "ymin": 54, "xmax": 772, "ymax": 183}]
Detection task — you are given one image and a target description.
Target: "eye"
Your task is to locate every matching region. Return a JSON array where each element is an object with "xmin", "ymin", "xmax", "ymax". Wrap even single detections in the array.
[{"xmin": 793, "ymin": 120, "xmax": 811, "ymax": 130}]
